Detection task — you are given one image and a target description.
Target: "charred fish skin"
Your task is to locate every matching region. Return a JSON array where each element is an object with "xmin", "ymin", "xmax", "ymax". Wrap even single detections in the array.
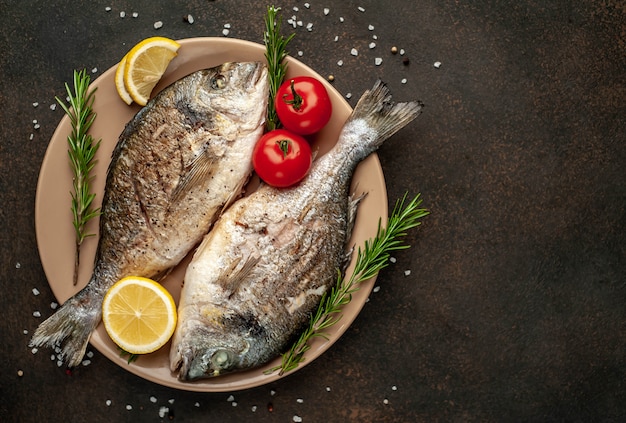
[
  {"xmin": 170, "ymin": 80, "xmax": 422, "ymax": 381},
  {"xmin": 30, "ymin": 62, "xmax": 269, "ymax": 368}
]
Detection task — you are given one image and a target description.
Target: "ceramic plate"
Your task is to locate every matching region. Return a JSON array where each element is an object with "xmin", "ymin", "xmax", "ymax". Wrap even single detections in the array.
[{"xmin": 35, "ymin": 37, "xmax": 387, "ymax": 392}]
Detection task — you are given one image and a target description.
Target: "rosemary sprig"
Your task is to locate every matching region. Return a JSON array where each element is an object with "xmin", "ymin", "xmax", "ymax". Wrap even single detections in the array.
[
  {"xmin": 266, "ymin": 193, "xmax": 429, "ymax": 375},
  {"xmin": 264, "ymin": 5, "xmax": 295, "ymax": 131},
  {"xmin": 56, "ymin": 69, "xmax": 102, "ymax": 286}
]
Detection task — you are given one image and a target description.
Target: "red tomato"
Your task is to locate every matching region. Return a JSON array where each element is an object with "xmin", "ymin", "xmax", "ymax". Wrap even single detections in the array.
[
  {"xmin": 252, "ymin": 129, "xmax": 312, "ymax": 187},
  {"xmin": 275, "ymin": 76, "xmax": 332, "ymax": 135}
]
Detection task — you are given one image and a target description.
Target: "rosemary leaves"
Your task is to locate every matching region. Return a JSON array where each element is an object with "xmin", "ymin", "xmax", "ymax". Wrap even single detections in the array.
[{"xmin": 56, "ymin": 69, "xmax": 101, "ymax": 286}]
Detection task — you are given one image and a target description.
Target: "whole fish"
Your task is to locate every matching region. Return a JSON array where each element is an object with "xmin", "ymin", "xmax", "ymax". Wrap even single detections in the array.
[
  {"xmin": 170, "ymin": 80, "xmax": 422, "ymax": 380},
  {"xmin": 31, "ymin": 61, "xmax": 269, "ymax": 367}
]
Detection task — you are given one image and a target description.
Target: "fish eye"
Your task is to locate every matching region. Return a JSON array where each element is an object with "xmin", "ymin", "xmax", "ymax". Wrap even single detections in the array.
[
  {"xmin": 211, "ymin": 74, "xmax": 227, "ymax": 89},
  {"xmin": 211, "ymin": 349, "xmax": 235, "ymax": 370}
]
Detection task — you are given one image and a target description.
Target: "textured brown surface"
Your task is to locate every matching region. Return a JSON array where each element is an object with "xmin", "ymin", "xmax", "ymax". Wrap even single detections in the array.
[{"xmin": 1, "ymin": 1, "xmax": 625, "ymax": 421}]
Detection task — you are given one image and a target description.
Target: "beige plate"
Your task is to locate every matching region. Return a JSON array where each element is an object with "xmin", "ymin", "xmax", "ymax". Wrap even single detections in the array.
[{"xmin": 35, "ymin": 37, "xmax": 387, "ymax": 392}]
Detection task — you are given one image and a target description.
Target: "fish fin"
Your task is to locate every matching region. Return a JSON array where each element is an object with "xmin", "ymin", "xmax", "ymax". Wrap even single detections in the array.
[
  {"xmin": 350, "ymin": 79, "xmax": 423, "ymax": 147},
  {"xmin": 29, "ymin": 284, "xmax": 101, "ymax": 368},
  {"xmin": 346, "ymin": 191, "xmax": 367, "ymax": 241},
  {"xmin": 219, "ymin": 173, "xmax": 250, "ymax": 217},
  {"xmin": 217, "ymin": 255, "xmax": 260, "ymax": 297},
  {"xmin": 171, "ymin": 149, "xmax": 217, "ymax": 203}
]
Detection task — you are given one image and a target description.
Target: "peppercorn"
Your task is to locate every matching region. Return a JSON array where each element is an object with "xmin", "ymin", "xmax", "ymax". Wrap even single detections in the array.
[
  {"xmin": 391, "ymin": 46, "xmax": 398, "ymax": 54},
  {"xmin": 403, "ymin": 57, "xmax": 410, "ymax": 65},
  {"xmin": 327, "ymin": 74, "xmax": 335, "ymax": 82}
]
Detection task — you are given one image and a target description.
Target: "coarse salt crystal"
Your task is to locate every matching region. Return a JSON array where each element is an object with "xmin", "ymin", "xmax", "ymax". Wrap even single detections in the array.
[
  {"xmin": 15, "ymin": 262, "xmax": 21, "ymax": 268},
  {"xmin": 293, "ymin": 416, "xmax": 303, "ymax": 423},
  {"xmin": 434, "ymin": 61, "xmax": 442, "ymax": 68},
  {"xmin": 404, "ymin": 270, "xmax": 411, "ymax": 276},
  {"xmin": 194, "ymin": 402, "xmax": 200, "ymax": 407},
  {"xmin": 337, "ymin": 60, "xmax": 343, "ymax": 66},
  {"xmin": 358, "ymin": 6, "xmax": 366, "ymax": 12},
  {"xmin": 306, "ymin": 22, "xmax": 313, "ymax": 31},
  {"xmin": 33, "ymin": 311, "xmax": 41, "ymax": 318},
  {"xmin": 50, "ymin": 354, "xmax": 55, "ymax": 360},
  {"xmin": 383, "ymin": 398, "xmax": 389, "ymax": 405},
  {"xmin": 270, "ymin": 390, "xmax": 276, "ymax": 396},
  {"xmin": 51, "ymin": 302, "xmax": 58, "ymax": 309},
  {"xmin": 251, "ymin": 405, "xmax": 258, "ymax": 412},
  {"xmin": 126, "ymin": 404, "xmax": 132, "ymax": 410},
  {"xmin": 324, "ymin": 8, "xmax": 330, "ymax": 15},
  {"xmin": 334, "ymin": 35, "xmax": 339, "ymax": 42},
  {"xmin": 351, "ymin": 48, "xmax": 358, "ymax": 56},
  {"xmin": 373, "ymin": 286, "xmax": 381, "ymax": 293},
  {"xmin": 368, "ymin": 25, "xmax": 375, "ymax": 30},
  {"xmin": 92, "ymin": 68, "xmax": 98, "ymax": 73},
  {"xmin": 50, "ymin": 104, "xmax": 56, "ymax": 110},
  {"xmin": 232, "ymin": 402, "xmax": 238, "ymax": 407},
  {"xmin": 400, "ymin": 49, "xmax": 405, "ymax": 55},
  {"xmin": 390, "ymin": 257, "xmax": 397, "ymax": 263},
  {"xmin": 339, "ymin": 17, "xmax": 344, "ymax": 23},
  {"xmin": 326, "ymin": 386, "xmax": 331, "ymax": 391},
  {"xmin": 373, "ymin": 34, "xmax": 378, "ymax": 40},
  {"xmin": 105, "ymin": 7, "xmax": 111, "ymax": 12},
  {"xmin": 222, "ymin": 29, "xmax": 230, "ymax": 36},
  {"xmin": 369, "ymin": 42, "xmax": 376, "ymax": 49},
  {"xmin": 293, "ymin": 6, "xmax": 299, "ymax": 12},
  {"xmin": 33, "ymin": 102, "xmax": 39, "ymax": 107},
  {"xmin": 392, "ymin": 385, "xmax": 398, "ymax": 390},
  {"xmin": 297, "ymin": 51, "xmax": 304, "ymax": 57},
  {"xmin": 82, "ymin": 359, "xmax": 91, "ymax": 366},
  {"xmin": 304, "ymin": 3, "xmax": 310, "ymax": 8},
  {"xmin": 346, "ymin": 93, "xmax": 352, "ymax": 99},
  {"xmin": 150, "ymin": 396, "xmax": 157, "ymax": 403},
  {"xmin": 29, "ymin": 134, "xmax": 34, "ymax": 140},
  {"xmin": 227, "ymin": 395, "xmax": 235, "ymax": 402},
  {"xmin": 31, "ymin": 347, "xmax": 38, "ymax": 354},
  {"xmin": 401, "ymin": 78, "xmax": 407, "ymax": 84},
  {"xmin": 120, "ymin": 11, "xmax": 125, "ymax": 18},
  {"xmin": 297, "ymin": 21, "xmax": 303, "ymax": 27},
  {"xmin": 224, "ymin": 23, "xmax": 231, "ymax": 28},
  {"xmin": 23, "ymin": 329, "xmax": 28, "ymax": 335},
  {"xmin": 56, "ymin": 360, "xmax": 63, "ymax": 367},
  {"xmin": 32, "ymin": 288, "xmax": 40, "ymax": 296},
  {"xmin": 86, "ymin": 351, "xmax": 94, "ymax": 358},
  {"xmin": 154, "ymin": 21, "xmax": 163, "ymax": 29},
  {"xmin": 106, "ymin": 400, "xmax": 112, "ymax": 406},
  {"xmin": 296, "ymin": 398, "xmax": 304, "ymax": 403},
  {"xmin": 34, "ymin": 123, "xmax": 40, "ymax": 130},
  {"xmin": 132, "ymin": 12, "xmax": 138, "ymax": 18},
  {"xmin": 158, "ymin": 407, "xmax": 169, "ymax": 418},
  {"xmin": 168, "ymin": 399, "xmax": 175, "ymax": 404},
  {"xmin": 187, "ymin": 14, "xmax": 194, "ymax": 24}
]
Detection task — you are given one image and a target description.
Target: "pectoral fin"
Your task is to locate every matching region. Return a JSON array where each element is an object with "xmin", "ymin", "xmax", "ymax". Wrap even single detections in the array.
[
  {"xmin": 171, "ymin": 150, "xmax": 216, "ymax": 203},
  {"xmin": 217, "ymin": 256, "xmax": 260, "ymax": 298}
]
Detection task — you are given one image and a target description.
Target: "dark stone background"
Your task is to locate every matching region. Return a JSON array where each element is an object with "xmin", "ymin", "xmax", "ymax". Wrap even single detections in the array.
[{"xmin": 1, "ymin": 1, "xmax": 624, "ymax": 421}]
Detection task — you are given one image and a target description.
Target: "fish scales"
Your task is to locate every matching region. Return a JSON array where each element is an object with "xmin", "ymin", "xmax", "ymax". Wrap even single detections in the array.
[
  {"xmin": 31, "ymin": 62, "xmax": 269, "ymax": 367},
  {"xmin": 170, "ymin": 80, "xmax": 422, "ymax": 380}
]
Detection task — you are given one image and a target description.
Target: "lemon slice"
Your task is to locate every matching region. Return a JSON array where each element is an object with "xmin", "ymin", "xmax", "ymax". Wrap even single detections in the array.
[
  {"xmin": 114, "ymin": 54, "xmax": 133, "ymax": 105},
  {"xmin": 123, "ymin": 37, "xmax": 180, "ymax": 106},
  {"xmin": 102, "ymin": 276, "xmax": 177, "ymax": 355}
]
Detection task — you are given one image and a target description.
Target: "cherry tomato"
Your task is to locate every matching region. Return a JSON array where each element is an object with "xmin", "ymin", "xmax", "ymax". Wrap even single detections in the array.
[
  {"xmin": 275, "ymin": 76, "xmax": 332, "ymax": 135},
  {"xmin": 252, "ymin": 129, "xmax": 312, "ymax": 188}
]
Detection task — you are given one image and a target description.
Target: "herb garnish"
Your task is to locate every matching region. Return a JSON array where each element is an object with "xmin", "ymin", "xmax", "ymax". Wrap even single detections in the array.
[
  {"xmin": 266, "ymin": 193, "xmax": 429, "ymax": 375},
  {"xmin": 56, "ymin": 69, "xmax": 102, "ymax": 286},
  {"xmin": 264, "ymin": 5, "xmax": 295, "ymax": 131}
]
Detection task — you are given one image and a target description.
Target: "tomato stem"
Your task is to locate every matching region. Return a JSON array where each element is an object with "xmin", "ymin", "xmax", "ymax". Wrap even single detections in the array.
[
  {"xmin": 276, "ymin": 139, "xmax": 292, "ymax": 158},
  {"xmin": 282, "ymin": 79, "xmax": 303, "ymax": 110}
]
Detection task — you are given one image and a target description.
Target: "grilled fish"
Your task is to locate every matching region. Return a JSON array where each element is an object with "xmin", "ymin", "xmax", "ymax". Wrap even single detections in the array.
[
  {"xmin": 170, "ymin": 80, "xmax": 422, "ymax": 380},
  {"xmin": 31, "ymin": 61, "xmax": 269, "ymax": 367}
]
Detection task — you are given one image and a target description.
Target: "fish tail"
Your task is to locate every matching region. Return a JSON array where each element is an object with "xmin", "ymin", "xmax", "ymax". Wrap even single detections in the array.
[
  {"xmin": 29, "ymin": 285, "xmax": 102, "ymax": 368},
  {"xmin": 349, "ymin": 79, "xmax": 423, "ymax": 147}
]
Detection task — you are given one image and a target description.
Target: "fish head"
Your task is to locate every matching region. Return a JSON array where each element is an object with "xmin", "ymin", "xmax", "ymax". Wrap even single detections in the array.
[
  {"xmin": 171, "ymin": 308, "xmax": 271, "ymax": 381},
  {"xmin": 193, "ymin": 62, "xmax": 269, "ymax": 131}
]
